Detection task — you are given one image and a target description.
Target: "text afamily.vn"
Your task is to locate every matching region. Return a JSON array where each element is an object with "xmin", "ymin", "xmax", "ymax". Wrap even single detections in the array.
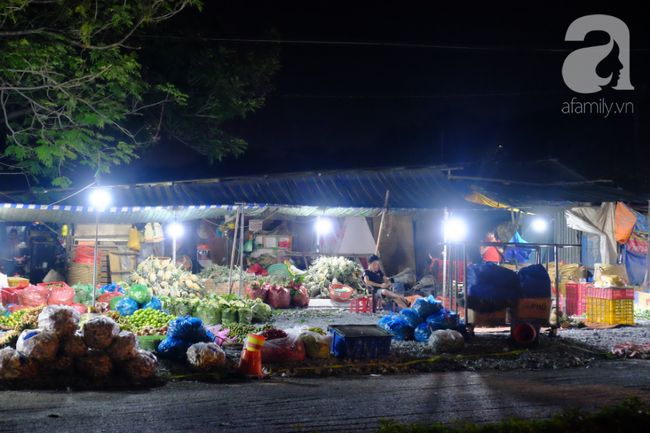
[{"xmin": 562, "ymin": 97, "xmax": 634, "ymax": 117}]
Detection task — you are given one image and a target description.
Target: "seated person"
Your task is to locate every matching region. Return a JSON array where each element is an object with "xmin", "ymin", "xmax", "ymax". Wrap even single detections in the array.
[
  {"xmin": 363, "ymin": 255, "xmax": 409, "ymax": 305},
  {"xmin": 480, "ymin": 230, "xmax": 504, "ymax": 263}
]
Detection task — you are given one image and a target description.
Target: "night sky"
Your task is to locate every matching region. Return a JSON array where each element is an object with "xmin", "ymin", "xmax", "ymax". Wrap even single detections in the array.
[{"xmin": 75, "ymin": 2, "xmax": 650, "ymax": 192}]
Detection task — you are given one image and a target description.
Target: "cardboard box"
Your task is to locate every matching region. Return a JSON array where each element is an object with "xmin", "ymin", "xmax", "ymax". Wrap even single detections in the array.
[
  {"xmin": 518, "ymin": 297, "xmax": 552, "ymax": 321},
  {"xmin": 467, "ymin": 308, "xmax": 508, "ymax": 327}
]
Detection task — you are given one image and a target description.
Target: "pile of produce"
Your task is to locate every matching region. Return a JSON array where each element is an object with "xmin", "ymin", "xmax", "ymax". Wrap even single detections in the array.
[
  {"xmin": 0, "ymin": 306, "xmax": 157, "ymax": 382},
  {"xmin": 199, "ymin": 264, "xmax": 252, "ymax": 283},
  {"xmin": 302, "ymin": 256, "xmax": 366, "ymax": 298},
  {"xmin": 225, "ymin": 323, "xmax": 272, "ymax": 343},
  {"xmin": 0, "ymin": 306, "xmax": 45, "ymax": 348},
  {"xmin": 127, "ymin": 257, "xmax": 204, "ymax": 298},
  {"xmin": 101, "ymin": 308, "xmax": 176, "ymax": 336}
]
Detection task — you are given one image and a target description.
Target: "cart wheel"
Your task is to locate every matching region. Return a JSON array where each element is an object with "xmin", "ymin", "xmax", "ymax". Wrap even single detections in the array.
[{"xmin": 548, "ymin": 328, "xmax": 557, "ymax": 338}]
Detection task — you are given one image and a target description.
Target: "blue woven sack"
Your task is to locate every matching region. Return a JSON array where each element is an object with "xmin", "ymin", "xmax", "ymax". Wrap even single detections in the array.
[
  {"xmin": 157, "ymin": 337, "xmax": 192, "ymax": 362},
  {"xmin": 399, "ymin": 308, "xmax": 424, "ymax": 328}
]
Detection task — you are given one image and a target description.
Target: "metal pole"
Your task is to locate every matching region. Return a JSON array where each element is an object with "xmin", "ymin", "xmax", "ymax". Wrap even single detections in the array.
[
  {"xmin": 92, "ymin": 152, "xmax": 101, "ymax": 309},
  {"xmin": 172, "ymin": 235, "xmax": 177, "ymax": 267},
  {"xmin": 463, "ymin": 243, "xmax": 467, "ymax": 316},
  {"xmin": 227, "ymin": 208, "xmax": 241, "ymax": 295},
  {"xmin": 452, "ymin": 245, "xmax": 457, "ymax": 312},
  {"xmin": 238, "ymin": 203, "xmax": 245, "ymax": 296},
  {"xmin": 554, "ymin": 245, "xmax": 560, "ymax": 314},
  {"xmin": 92, "ymin": 207, "xmax": 99, "ymax": 309},
  {"xmin": 442, "ymin": 208, "xmax": 448, "ymax": 303}
]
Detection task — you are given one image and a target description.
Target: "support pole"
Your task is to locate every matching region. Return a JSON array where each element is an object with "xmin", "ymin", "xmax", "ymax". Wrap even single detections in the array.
[
  {"xmin": 227, "ymin": 208, "xmax": 241, "ymax": 295},
  {"xmin": 646, "ymin": 200, "xmax": 650, "ymax": 289},
  {"xmin": 92, "ymin": 152, "xmax": 101, "ymax": 309},
  {"xmin": 462, "ymin": 243, "xmax": 467, "ymax": 315},
  {"xmin": 238, "ymin": 203, "xmax": 245, "ymax": 296},
  {"xmin": 442, "ymin": 208, "xmax": 448, "ymax": 304},
  {"xmin": 374, "ymin": 190, "xmax": 390, "ymax": 255},
  {"xmin": 554, "ymin": 245, "xmax": 560, "ymax": 314}
]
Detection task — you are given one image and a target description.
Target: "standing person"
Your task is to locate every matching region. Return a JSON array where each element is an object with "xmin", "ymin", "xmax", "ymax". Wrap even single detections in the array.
[
  {"xmin": 363, "ymin": 255, "xmax": 409, "ymax": 304},
  {"xmin": 2, "ymin": 228, "xmax": 19, "ymax": 275},
  {"xmin": 480, "ymin": 230, "xmax": 504, "ymax": 263}
]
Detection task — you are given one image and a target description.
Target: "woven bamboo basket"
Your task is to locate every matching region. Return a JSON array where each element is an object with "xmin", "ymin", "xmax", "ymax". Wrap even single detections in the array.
[
  {"xmin": 203, "ymin": 273, "xmax": 232, "ymax": 296},
  {"xmin": 67, "ymin": 261, "xmax": 100, "ymax": 286}
]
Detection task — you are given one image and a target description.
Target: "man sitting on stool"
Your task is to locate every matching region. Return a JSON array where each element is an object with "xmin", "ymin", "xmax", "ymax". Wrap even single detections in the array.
[{"xmin": 363, "ymin": 255, "xmax": 409, "ymax": 305}]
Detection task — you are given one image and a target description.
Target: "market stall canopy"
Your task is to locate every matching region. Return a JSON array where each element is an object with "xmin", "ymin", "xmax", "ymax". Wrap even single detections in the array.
[{"xmin": 0, "ymin": 160, "xmax": 645, "ymax": 224}]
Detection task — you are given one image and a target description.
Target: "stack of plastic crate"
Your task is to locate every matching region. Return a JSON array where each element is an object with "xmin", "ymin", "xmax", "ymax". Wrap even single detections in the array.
[
  {"xmin": 562, "ymin": 282, "xmax": 588, "ymax": 316},
  {"xmin": 586, "ymin": 285, "xmax": 635, "ymax": 325}
]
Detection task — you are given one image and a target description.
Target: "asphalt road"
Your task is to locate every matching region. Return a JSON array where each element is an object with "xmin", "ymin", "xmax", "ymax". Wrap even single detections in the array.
[{"xmin": 1, "ymin": 360, "xmax": 649, "ymax": 432}]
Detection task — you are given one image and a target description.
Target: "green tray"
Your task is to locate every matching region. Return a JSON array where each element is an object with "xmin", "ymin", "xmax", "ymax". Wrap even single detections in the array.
[{"xmin": 137, "ymin": 335, "xmax": 166, "ymax": 351}]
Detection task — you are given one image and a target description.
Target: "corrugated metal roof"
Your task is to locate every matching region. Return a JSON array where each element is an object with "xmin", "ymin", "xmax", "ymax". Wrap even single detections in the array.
[{"xmin": 0, "ymin": 160, "xmax": 646, "ymax": 225}]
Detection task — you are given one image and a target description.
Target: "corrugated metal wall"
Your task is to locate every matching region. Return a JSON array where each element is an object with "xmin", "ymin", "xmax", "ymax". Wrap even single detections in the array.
[{"xmin": 553, "ymin": 210, "xmax": 581, "ymax": 264}]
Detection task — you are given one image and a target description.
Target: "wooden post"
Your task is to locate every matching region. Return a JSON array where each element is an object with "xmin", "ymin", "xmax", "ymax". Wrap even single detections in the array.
[
  {"xmin": 645, "ymin": 200, "xmax": 650, "ymax": 289},
  {"xmin": 227, "ymin": 208, "xmax": 240, "ymax": 295},
  {"xmin": 374, "ymin": 190, "xmax": 390, "ymax": 256}
]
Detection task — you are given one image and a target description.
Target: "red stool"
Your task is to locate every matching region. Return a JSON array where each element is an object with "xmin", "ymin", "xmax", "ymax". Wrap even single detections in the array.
[{"xmin": 350, "ymin": 297, "xmax": 372, "ymax": 313}]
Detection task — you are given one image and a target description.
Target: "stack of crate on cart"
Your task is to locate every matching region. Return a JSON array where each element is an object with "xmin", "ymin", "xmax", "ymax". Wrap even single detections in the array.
[{"xmin": 586, "ymin": 285, "xmax": 635, "ymax": 325}]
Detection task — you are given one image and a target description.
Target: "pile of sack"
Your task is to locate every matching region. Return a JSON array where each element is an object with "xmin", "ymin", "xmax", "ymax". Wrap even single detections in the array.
[
  {"xmin": 0, "ymin": 306, "xmax": 156, "ymax": 382},
  {"xmin": 378, "ymin": 295, "xmax": 467, "ymax": 352}
]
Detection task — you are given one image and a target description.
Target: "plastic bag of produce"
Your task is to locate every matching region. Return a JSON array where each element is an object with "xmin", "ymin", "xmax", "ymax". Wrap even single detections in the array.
[
  {"xmin": 261, "ymin": 327, "xmax": 306, "ymax": 363},
  {"xmin": 414, "ymin": 323, "xmax": 432, "ymax": 342},
  {"xmin": 16, "ymin": 285, "xmax": 49, "ymax": 307},
  {"xmin": 411, "ymin": 295, "xmax": 443, "ymax": 319},
  {"xmin": 70, "ymin": 303, "xmax": 88, "ymax": 315},
  {"xmin": 268, "ymin": 285, "xmax": 291, "ymax": 309},
  {"xmin": 428, "ymin": 329, "xmax": 465, "ymax": 353},
  {"xmin": 116, "ymin": 298, "xmax": 139, "ymax": 316},
  {"xmin": 187, "ymin": 342, "xmax": 226, "ymax": 371},
  {"xmin": 251, "ymin": 302, "xmax": 272, "ymax": 322},
  {"xmin": 82, "ymin": 316, "xmax": 120, "ymax": 349},
  {"xmin": 38, "ymin": 305, "xmax": 81, "ymax": 337},
  {"xmin": 97, "ymin": 290, "xmax": 122, "ymax": 304},
  {"xmin": 47, "ymin": 284, "xmax": 75, "ymax": 306},
  {"xmin": 377, "ymin": 314, "xmax": 414, "ymax": 341},
  {"xmin": 158, "ymin": 296, "xmax": 171, "ymax": 311},
  {"xmin": 143, "ymin": 297, "xmax": 162, "ymax": 311},
  {"xmin": 245, "ymin": 282, "xmax": 268, "ymax": 302},
  {"xmin": 157, "ymin": 337, "xmax": 192, "ymax": 362},
  {"xmin": 109, "ymin": 295, "xmax": 124, "ymax": 310},
  {"xmin": 399, "ymin": 308, "xmax": 424, "ymax": 328},
  {"xmin": 128, "ymin": 284, "xmax": 152, "ymax": 305},
  {"xmin": 168, "ymin": 316, "xmax": 214, "ymax": 343},
  {"xmin": 173, "ymin": 299, "xmax": 195, "ymax": 317},
  {"xmin": 290, "ymin": 285, "xmax": 310, "ymax": 308},
  {"xmin": 58, "ymin": 332, "xmax": 87, "ymax": 358},
  {"xmin": 221, "ymin": 307, "xmax": 238, "ymax": 325},
  {"xmin": 237, "ymin": 307, "xmax": 253, "ymax": 325},
  {"xmin": 73, "ymin": 284, "xmax": 93, "ymax": 304},
  {"xmin": 120, "ymin": 349, "xmax": 157, "ymax": 382},
  {"xmin": 300, "ymin": 328, "xmax": 332, "ymax": 358},
  {"xmin": 106, "ymin": 331, "xmax": 139, "ymax": 362},
  {"xmin": 0, "ymin": 347, "xmax": 28, "ymax": 379},
  {"xmin": 16, "ymin": 329, "xmax": 59, "ymax": 362},
  {"xmin": 195, "ymin": 303, "xmax": 220, "ymax": 325},
  {"xmin": 43, "ymin": 355, "xmax": 73, "ymax": 374},
  {"xmin": 75, "ymin": 349, "xmax": 113, "ymax": 379},
  {"xmin": 426, "ymin": 309, "xmax": 459, "ymax": 331}
]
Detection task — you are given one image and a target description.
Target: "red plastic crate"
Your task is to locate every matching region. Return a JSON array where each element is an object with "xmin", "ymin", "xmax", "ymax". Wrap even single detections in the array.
[
  {"xmin": 560, "ymin": 293, "xmax": 587, "ymax": 316},
  {"xmin": 1, "ymin": 287, "xmax": 18, "ymax": 306},
  {"xmin": 586, "ymin": 286, "xmax": 634, "ymax": 300}
]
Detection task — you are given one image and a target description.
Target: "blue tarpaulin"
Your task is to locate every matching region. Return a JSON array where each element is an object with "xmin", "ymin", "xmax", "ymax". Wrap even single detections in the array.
[
  {"xmin": 622, "ymin": 247, "xmax": 646, "ymax": 286},
  {"xmin": 504, "ymin": 231, "xmax": 534, "ymax": 263}
]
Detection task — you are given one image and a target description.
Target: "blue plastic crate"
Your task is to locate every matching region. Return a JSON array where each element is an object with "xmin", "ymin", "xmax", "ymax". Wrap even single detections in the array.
[{"xmin": 328, "ymin": 325, "xmax": 393, "ymax": 359}]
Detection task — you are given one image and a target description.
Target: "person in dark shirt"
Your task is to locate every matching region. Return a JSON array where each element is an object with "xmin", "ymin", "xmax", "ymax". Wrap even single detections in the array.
[{"xmin": 363, "ymin": 255, "xmax": 409, "ymax": 304}]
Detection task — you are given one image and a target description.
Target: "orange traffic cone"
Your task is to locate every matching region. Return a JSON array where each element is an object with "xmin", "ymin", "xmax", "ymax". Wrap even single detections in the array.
[{"xmin": 238, "ymin": 333, "xmax": 266, "ymax": 377}]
